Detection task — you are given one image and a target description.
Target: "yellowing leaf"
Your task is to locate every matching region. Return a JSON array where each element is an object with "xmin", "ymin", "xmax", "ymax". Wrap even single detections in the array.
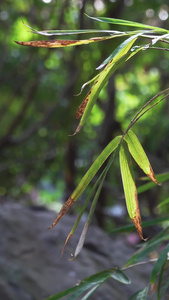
[
  {"xmin": 119, "ymin": 141, "xmax": 144, "ymax": 240},
  {"xmin": 124, "ymin": 130, "xmax": 158, "ymax": 185},
  {"xmin": 15, "ymin": 36, "xmax": 113, "ymax": 48}
]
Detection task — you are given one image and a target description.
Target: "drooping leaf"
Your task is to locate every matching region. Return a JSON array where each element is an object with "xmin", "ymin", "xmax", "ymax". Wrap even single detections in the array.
[
  {"xmin": 62, "ymin": 148, "xmax": 117, "ymax": 256},
  {"xmin": 124, "ymin": 130, "xmax": 158, "ymax": 185},
  {"xmin": 15, "ymin": 35, "xmax": 114, "ymax": 48},
  {"xmin": 76, "ymin": 74, "xmax": 100, "ymax": 96},
  {"xmin": 71, "ymin": 159, "xmax": 109, "ymax": 259},
  {"xmin": 119, "ymin": 141, "xmax": 144, "ymax": 240},
  {"xmin": 46, "ymin": 268, "xmax": 130, "ymax": 300},
  {"xmin": 150, "ymin": 243, "xmax": 169, "ymax": 284},
  {"xmin": 74, "ymin": 34, "xmax": 139, "ymax": 133},
  {"xmin": 129, "ymin": 286, "xmax": 149, "ymax": 300},
  {"xmin": 49, "ymin": 135, "xmax": 121, "ymax": 229}
]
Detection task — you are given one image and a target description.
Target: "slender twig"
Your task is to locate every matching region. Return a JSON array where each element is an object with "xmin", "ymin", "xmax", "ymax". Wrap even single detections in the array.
[
  {"xmin": 122, "ymin": 257, "xmax": 169, "ymax": 271},
  {"xmin": 120, "ymin": 88, "xmax": 169, "ymax": 143},
  {"xmin": 149, "ymin": 46, "xmax": 169, "ymax": 52}
]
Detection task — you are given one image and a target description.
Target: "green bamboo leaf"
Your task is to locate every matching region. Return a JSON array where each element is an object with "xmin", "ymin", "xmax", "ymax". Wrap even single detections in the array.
[
  {"xmin": 126, "ymin": 228, "xmax": 169, "ymax": 266},
  {"xmin": 157, "ymin": 262, "xmax": 165, "ymax": 300},
  {"xmin": 62, "ymin": 147, "xmax": 118, "ymax": 256},
  {"xmin": 158, "ymin": 270, "xmax": 169, "ymax": 300},
  {"xmin": 124, "ymin": 130, "xmax": 158, "ymax": 185},
  {"xmin": 129, "ymin": 286, "xmax": 149, "ymax": 300},
  {"xmin": 46, "ymin": 268, "xmax": 130, "ymax": 300},
  {"xmin": 111, "ymin": 269, "xmax": 131, "ymax": 284},
  {"xmin": 137, "ymin": 172, "xmax": 169, "ymax": 194},
  {"xmin": 109, "ymin": 216, "xmax": 169, "ymax": 234},
  {"xmin": 96, "ymin": 35, "xmax": 145, "ymax": 71},
  {"xmin": 81, "ymin": 285, "xmax": 100, "ymax": 300},
  {"xmin": 87, "ymin": 15, "xmax": 168, "ymax": 32},
  {"xmin": 75, "ymin": 34, "xmax": 139, "ymax": 133},
  {"xmin": 49, "ymin": 135, "xmax": 121, "ymax": 229},
  {"xmin": 76, "ymin": 74, "xmax": 100, "ymax": 96},
  {"xmin": 150, "ymin": 243, "xmax": 169, "ymax": 284},
  {"xmin": 157, "ymin": 197, "xmax": 169, "ymax": 208},
  {"xmin": 119, "ymin": 141, "xmax": 144, "ymax": 240}
]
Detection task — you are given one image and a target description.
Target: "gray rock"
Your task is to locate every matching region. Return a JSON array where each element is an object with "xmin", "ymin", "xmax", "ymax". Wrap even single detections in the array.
[{"xmin": 0, "ymin": 203, "xmax": 154, "ymax": 300}]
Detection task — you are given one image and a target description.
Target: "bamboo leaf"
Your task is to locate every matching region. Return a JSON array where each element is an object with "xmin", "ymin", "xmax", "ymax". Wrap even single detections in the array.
[
  {"xmin": 15, "ymin": 35, "xmax": 113, "ymax": 48},
  {"xmin": 126, "ymin": 228, "xmax": 169, "ymax": 266},
  {"xmin": 158, "ymin": 270, "xmax": 169, "ymax": 300},
  {"xmin": 46, "ymin": 268, "xmax": 130, "ymax": 300},
  {"xmin": 150, "ymin": 243, "xmax": 169, "ymax": 284},
  {"xmin": 87, "ymin": 15, "xmax": 168, "ymax": 32},
  {"xmin": 22, "ymin": 22, "xmax": 122, "ymax": 36},
  {"xmin": 96, "ymin": 35, "xmax": 145, "ymax": 70},
  {"xmin": 124, "ymin": 130, "xmax": 158, "ymax": 185},
  {"xmin": 80, "ymin": 285, "xmax": 100, "ymax": 300},
  {"xmin": 129, "ymin": 286, "xmax": 149, "ymax": 300},
  {"xmin": 137, "ymin": 172, "xmax": 169, "ymax": 194},
  {"xmin": 157, "ymin": 197, "xmax": 169, "ymax": 208},
  {"xmin": 74, "ymin": 34, "xmax": 139, "ymax": 133},
  {"xmin": 119, "ymin": 141, "xmax": 144, "ymax": 240},
  {"xmin": 71, "ymin": 159, "xmax": 109, "ymax": 259},
  {"xmin": 110, "ymin": 216, "xmax": 169, "ymax": 234},
  {"xmin": 75, "ymin": 74, "xmax": 100, "ymax": 96},
  {"xmin": 49, "ymin": 135, "xmax": 121, "ymax": 229},
  {"xmin": 157, "ymin": 262, "xmax": 165, "ymax": 300}
]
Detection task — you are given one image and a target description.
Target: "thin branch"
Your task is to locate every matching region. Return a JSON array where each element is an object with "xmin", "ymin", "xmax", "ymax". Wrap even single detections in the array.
[
  {"xmin": 120, "ymin": 88, "xmax": 169, "ymax": 142},
  {"xmin": 122, "ymin": 258, "xmax": 159, "ymax": 271}
]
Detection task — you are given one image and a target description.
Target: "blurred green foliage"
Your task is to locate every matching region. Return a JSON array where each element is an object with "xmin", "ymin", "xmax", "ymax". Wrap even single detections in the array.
[{"xmin": 0, "ymin": 0, "xmax": 169, "ymax": 226}]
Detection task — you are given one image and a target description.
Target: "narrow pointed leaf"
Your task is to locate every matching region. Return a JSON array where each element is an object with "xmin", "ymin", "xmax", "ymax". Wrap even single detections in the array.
[
  {"xmin": 129, "ymin": 286, "xmax": 149, "ymax": 300},
  {"xmin": 76, "ymin": 74, "xmax": 100, "ymax": 96},
  {"xmin": 157, "ymin": 197, "xmax": 169, "ymax": 208},
  {"xmin": 96, "ymin": 33, "xmax": 144, "ymax": 70},
  {"xmin": 110, "ymin": 216, "xmax": 169, "ymax": 234},
  {"xmin": 126, "ymin": 228, "xmax": 169, "ymax": 266},
  {"xmin": 87, "ymin": 15, "xmax": 168, "ymax": 32},
  {"xmin": 119, "ymin": 141, "xmax": 144, "ymax": 239},
  {"xmin": 151, "ymin": 243, "xmax": 169, "ymax": 284},
  {"xmin": 72, "ymin": 221, "xmax": 89, "ymax": 259},
  {"xmin": 75, "ymin": 34, "xmax": 139, "ymax": 131},
  {"xmin": 138, "ymin": 171, "xmax": 169, "ymax": 194},
  {"xmin": 72, "ymin": 162, "xmax": 108, "ymax": 259},
  {"xmin": 15, "ymin": 35, "xmax": 113, "ymax": 48},
  {"xmin": 46, "ymin": 268, "xmax": 130, "ymax": 300},
  {"xmin": 81, "ymin": 285, "xmax": 100, "ymax": 300},
  {"xmin": 49, "ymin": 135, "xmax": 121, "ymax": 228},
  {"xmin": 22, "ymin": 22, "xmax": 121, "ymax": 36},
  {"xmin": 158, "ymin": 269, "xmax": 169, "ymax": 300},
  {"xmin": 111, "ymin": 269, "xmax": 131, "ymax": 284},
  {"xmin": 124, "ymin": 130, "xmax": 158, "ymax": 184}
]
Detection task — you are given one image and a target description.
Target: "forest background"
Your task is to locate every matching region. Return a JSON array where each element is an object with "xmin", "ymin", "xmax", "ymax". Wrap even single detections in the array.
[{"xmin": 1, "ymin": 0, "xmax": 169, "ymax": 238}]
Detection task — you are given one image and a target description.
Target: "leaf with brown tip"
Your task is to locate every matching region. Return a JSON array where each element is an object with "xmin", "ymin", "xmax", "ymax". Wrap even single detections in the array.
[
  {"xmin": 124, "ymin": 130, "xmax": 158, "ymax": 185},
  {"xmin": 49, "ymin": 197, "xmax": 74, "ymax": 229},
  {"xmin": 119, "ymin": 141, "xmax": 145, "ymax": 240},
  {"xmin": 15, "ymin": 36, "xmax": 113, "ymax": 48}
]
